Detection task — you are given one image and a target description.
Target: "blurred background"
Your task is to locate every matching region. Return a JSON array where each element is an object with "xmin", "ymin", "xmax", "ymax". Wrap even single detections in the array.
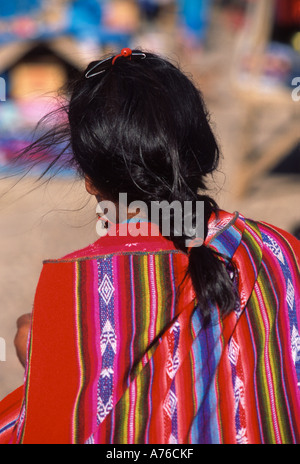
[{"xmin": 0, "ymin": 0, "xmax": 299, "ymax": 400}]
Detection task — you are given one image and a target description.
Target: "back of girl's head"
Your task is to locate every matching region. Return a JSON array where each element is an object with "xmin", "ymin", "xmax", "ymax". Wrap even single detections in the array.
[{"xmin": 68, "ymin": 51, "xmax": 219, "ymax": 206}]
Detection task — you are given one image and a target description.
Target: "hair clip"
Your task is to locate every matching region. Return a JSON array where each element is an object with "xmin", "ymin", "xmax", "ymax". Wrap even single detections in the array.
[{"xmin": 85, "ymin": 48, "xmax": 146, "ymax": 79}]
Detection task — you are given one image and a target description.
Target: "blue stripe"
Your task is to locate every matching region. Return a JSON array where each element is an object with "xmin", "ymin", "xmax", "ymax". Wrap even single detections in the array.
[
  {"xmin": 209, "ymin": 226, "xmax": 242, "ymax": 259},
  {"xmin": 0, "ymin": 419, "xmax": 16, "ymax": 435},
  {"xmin": 190, "ymin": 308, "xmax": 222, "ymax": 443}
]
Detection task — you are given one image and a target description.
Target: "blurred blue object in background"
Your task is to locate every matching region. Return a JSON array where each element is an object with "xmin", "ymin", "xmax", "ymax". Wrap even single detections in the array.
[
  {"xmin": 177, "ymin": 0, "xmax": 211, "ymax": 44},
  {"xmin": 0, "ymin": 0, "xmax": 41, "ymax": 18},
  {"xmin": 67, "ymin": 0, "xmax": 102, "ymax": 40}
]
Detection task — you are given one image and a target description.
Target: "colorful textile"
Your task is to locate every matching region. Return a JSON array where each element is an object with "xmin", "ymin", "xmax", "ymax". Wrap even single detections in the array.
[{"xmin": 0, "ymin": 211, "xmax": 299, "ymax": 444}]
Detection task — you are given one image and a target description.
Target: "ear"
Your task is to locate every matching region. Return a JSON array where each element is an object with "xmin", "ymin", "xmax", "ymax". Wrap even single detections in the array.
[{"xmin": 85, "ymin": 176, "xmax": 99, "ymax": 196}]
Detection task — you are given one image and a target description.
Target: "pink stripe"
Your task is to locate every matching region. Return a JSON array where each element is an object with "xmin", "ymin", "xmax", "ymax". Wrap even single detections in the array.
[
  {"xmin": 129, "ymin": 256, "xmax": 136, "ymax": 388},
  {"xmin": 148, "ymin": 255, "xmax": 158, "ymax": 341},
  {"xmin": 111, "ymin": 256, "xmax": 120, "ymax": 442},
  {"xmin": 145, "ymin": 357, "xmax": 154, "ymax": 442},
  {"xmin": 72, "ymin": 262, "xmax": 82, "ymax": 443},
  {"xmin": 128, "ymin": 379, "xmax": 137, "ymax": 444},
  {"xmin": 92, "ymin": 260, "xmax": 102, "ymax": 410},
  {"xmin": 216, "ymin": 308, "xmax": 227, "ymax": 443},
  {"xmin": 169, "ymin": 254, "xmax": 176, "ymax": 319},
  {"xmin": 112, "ymin": 256, "xmax": 120, "ymax": 406}
]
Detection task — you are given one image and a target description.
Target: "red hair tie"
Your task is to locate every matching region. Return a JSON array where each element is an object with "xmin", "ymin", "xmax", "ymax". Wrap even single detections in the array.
[{"xmin": 112, "ymin": 48, "xmax": 133, "ymax": 65}]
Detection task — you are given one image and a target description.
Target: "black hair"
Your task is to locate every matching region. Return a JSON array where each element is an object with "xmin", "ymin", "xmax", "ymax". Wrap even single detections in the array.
[{"xmin": 18, "ymin": 50, "xmax": 237, "ymax": 327}]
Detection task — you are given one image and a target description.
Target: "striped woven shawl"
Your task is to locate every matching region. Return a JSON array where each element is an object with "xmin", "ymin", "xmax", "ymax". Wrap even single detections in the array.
[{"xmin": 0, "ymin": 210, "xmax": 299, "ymax": 444}]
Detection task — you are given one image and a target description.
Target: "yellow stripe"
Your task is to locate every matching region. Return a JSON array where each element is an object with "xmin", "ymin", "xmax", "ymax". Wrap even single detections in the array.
[
  {"xmin": 72, "ymin": 261, "xmax": 85, "ymax": 443},
  {"xmin": 141, "ymin": 256, "xmax": 151, "ymax": 351},
  {"xmin": 250, "ymin": 287, "xmax": 277, "ymax": 443}
]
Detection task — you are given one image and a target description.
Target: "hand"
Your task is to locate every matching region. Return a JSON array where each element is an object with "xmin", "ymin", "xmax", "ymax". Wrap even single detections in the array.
[{"xmin": 14, "ymin": 313, "xmax": 32, "ymax": 368}]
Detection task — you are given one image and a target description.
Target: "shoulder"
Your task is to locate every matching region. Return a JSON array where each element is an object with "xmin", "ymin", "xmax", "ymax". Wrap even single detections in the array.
[
  {"xmin": 256, "ymin": 220, "xmax": 300, "ymax": 267},
  {"xmin": 43, "ymin": 223, "xmax": 178, "ymax": 265}
]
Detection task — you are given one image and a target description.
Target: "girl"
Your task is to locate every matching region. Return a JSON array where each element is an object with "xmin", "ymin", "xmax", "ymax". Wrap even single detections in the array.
[{"xmin": 0, "ymin": 49, "xmax": 299, "ymax": 444}]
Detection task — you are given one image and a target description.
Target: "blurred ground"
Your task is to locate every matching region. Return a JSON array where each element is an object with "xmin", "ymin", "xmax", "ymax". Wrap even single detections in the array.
[{"xmin": 0, "ymin": 4, "xmax": 299, "ymax": 400}]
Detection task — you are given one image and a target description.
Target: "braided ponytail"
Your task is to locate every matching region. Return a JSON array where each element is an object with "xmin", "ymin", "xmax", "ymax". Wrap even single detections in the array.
[{"xmin": 159, "ymin": 189, "xmax": 237, "ymax": 327}]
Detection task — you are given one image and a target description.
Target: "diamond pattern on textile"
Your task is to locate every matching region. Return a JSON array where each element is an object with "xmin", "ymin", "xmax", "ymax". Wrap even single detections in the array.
[
  {"xmin": 166, "ymin": 350, "xmax": 180, "ymax": 379},
  {"xmin": 170, "ymin": 320, "xmax": 180, "ymax": 334},
  {"xmin": 228, "ymin": 337, "xmax": 240, "ymax": 366},
  {"xmin": 85, "ymin": 434, "xmax": 95, "ymax": 444},
  {"xmin": 100, "ymin": 319, "xmax": 117, "ymax": 355},
  {"xmin": 98, "ymin": 274, "xmax": 115, "ymax": 305},
  {"xmin": 97, "ymin": 260, "xmax": 116, "ymax": 427},
  {"xmin": 286, "ymin": 279, "xmax": 295, "ymax": 311},
  {"xmin": 236, "ymin": 428, "xmax": 248, "ymax": 444},
  {"xmin": 227, "ymin": 334, "xmax": 249, "ymax": 444},
  {"xmin": 291, "ymin": 325, "xmax": 300, "ymax": 365},
  {"xmin": 234, "ymin": 376, "xmax": 245, "ymax": 413},
  {"xmin": 168, "ymin": 433, "xmax": 178, "ymax": 444},
  {"xmin": 100, "ymin": 367, "xmax": 114, "ymax": 379},
  {"xmin": 263, "ymin": 230, "xmax": 300, "ymax": 391},
  {"xmin": 164, "ymin": 390, "xmax": 178, "ymax": 419},
  {"xmin": 97, "ymin": 395, "xmax": 113, "ymax": 424},
  {"xmin": 265, "ymin": 237, "xmax": 285, "ymax": 264}
]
